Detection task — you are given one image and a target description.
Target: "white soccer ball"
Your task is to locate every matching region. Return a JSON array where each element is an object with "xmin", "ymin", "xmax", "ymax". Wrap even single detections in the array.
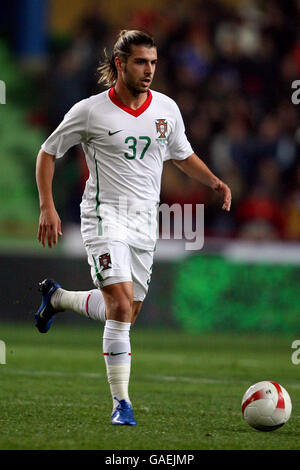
[{"xmin": 241, "ymin": 381, "xmax": 292, "ymax": 431}]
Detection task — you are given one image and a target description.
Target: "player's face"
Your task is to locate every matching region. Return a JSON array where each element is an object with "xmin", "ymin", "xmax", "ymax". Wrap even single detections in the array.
[{"xmin": 121, "ymin": 45, "xmax": 157, "ymax": 95}]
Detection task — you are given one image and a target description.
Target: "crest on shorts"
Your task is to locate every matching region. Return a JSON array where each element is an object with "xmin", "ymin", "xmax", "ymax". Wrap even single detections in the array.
[
  {"xmin": 155, "ymin": 119, "xmax": 168, "ymax": 142},
  {"xmin": 99, "ymin": 253, "xmax": 112, "ymax": 270}
]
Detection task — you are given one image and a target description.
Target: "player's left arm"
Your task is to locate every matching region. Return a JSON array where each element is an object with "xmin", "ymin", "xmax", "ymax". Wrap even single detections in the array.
[{"xmin": 172, "ymin": 153, "xmax": 232, "ymax": 211}]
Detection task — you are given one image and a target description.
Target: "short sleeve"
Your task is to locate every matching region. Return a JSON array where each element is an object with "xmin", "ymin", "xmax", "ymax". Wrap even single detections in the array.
[
  {"xmin": 164, "ymin": 101, "xmax": 193, "ymax": 161},
  {"xmin": 41, "ymin": 99, "xmax": 89, "ymax": 159}
]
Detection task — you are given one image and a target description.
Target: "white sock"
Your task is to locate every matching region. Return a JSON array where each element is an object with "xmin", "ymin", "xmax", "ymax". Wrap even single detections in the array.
[
  {"xmin": 103, "ymin": 320, "xmax": 131, "ymax": 411},
  {"xmin": 51, "ymin": 288, "xmax": 106, "ymax": 323}
]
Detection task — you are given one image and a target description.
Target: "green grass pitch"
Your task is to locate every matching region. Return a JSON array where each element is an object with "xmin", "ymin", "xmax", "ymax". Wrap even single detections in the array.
[{"xmin": 0, "ymin": 321, "xmax": 299, "ymax": 450}]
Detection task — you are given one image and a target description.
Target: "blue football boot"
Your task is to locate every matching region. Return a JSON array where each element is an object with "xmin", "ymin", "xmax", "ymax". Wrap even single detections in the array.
[
  {"xmin": 35, "ymin": 279, "xmax": 62, "ymax": 333},
  {"xmin": 111, "ymin": 398, "xmax": 137, "ymax": 426}
]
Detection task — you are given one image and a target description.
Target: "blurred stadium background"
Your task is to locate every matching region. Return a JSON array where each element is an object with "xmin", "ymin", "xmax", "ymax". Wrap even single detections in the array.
[{"xmin": 0, "ymin": 0, "xmax": 299, "ymax": 333}]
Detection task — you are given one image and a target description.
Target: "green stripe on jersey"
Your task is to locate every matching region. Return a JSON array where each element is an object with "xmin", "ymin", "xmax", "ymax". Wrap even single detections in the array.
[
  {"xmin": 92, "ymin": 255, "xmax": 103, "ymax": 282},
  {"xmin": 93, "ymin": 149, "xmax": 103, "ymax": 236}
]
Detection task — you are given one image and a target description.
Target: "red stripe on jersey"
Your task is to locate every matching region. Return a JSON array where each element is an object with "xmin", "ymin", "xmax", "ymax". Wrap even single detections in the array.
[
  {"xmin": 242, "ymin": 389, "xmax": 265, "ymax": 415},
  {"xmin": 85, "ymin": 294, "xmax": 91, "ymax": 318},
  {"xmin": 128, "ymin": 353, "xmax": 131, "ymax": 355},
  {"xmin": 270, "ymin": 381, "xmax": 285, "ymax": 409},
  {"xmin": 103, "ymin": 353, "xmax": 109, "ymax": 356},
  {"xmin": 109, "ymin": 87, "xmax": 152, "ymax": 117}
]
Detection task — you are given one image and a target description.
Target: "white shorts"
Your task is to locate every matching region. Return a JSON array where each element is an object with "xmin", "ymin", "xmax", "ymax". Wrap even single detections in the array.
[{"xmin": 84, "ymin": 239, "xmax": 154, "ymax": 302}]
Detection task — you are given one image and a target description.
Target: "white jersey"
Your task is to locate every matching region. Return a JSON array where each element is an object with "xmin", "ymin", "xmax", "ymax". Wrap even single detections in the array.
[{"xmin": 41, "ymin": 88, "xmax": 193, "ymax": 250}]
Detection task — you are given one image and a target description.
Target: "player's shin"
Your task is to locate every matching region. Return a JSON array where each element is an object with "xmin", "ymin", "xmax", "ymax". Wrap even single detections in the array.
[
  {"xmin": 103, "ymin": 320, "xmax": 132, "ymax": 410},
  {"xmin": 51, "ymin": 288, "xmax": 106, "ymax": 322}
]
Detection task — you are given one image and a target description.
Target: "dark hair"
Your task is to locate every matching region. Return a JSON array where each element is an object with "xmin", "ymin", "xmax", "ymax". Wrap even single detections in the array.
[{"xmin": 97, "ymin": 29, "xmax": 156, "ymax": 87}]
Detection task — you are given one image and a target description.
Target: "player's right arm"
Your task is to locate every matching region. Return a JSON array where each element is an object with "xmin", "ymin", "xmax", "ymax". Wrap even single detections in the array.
[
  {"xmin": 36, "ymin": 149, "xmax": 62, "ymax": 248},
  {"xmin": 36, "ymin": 99, "xmax": 89, "ymax": 248}
]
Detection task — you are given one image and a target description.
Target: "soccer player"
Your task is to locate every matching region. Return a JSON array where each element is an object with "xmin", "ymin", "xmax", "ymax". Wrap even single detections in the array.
[{"xmin": 35, "ymin": 30, "xmax": 231, "ymax": 426}]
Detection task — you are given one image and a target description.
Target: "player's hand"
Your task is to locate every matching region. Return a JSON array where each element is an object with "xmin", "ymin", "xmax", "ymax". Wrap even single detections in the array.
[
  {"xmin": 37, "ymin": 206, "xmax": 62, "ymax": 248},
  {"xmin": 212, "ymin": 180, "xmax": 232, "ymax": 211}
]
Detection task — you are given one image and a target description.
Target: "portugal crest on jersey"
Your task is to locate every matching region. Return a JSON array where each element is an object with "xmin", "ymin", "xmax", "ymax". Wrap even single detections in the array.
[
  {"xmin": 155, "ymin": 119, "xmax": 168, "ymax": 143},
  {"xmin": 99, "ymin": 253, "xmax": 112, "ymax": 270}
]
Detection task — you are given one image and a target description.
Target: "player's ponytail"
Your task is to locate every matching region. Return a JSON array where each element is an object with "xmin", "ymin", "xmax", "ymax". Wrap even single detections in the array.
[
  {"xmin": 97, "ymin": 29, "xmax": 156, "ymax": 88},
  {"xmin": 97, "ymin": 48, "xmax": 117, "ymax": 88}
]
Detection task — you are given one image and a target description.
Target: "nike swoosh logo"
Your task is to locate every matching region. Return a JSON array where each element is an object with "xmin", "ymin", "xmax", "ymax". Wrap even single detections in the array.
[
  {"xmin": 110, "ymin": 352, "xmax": 127, "ymax": 356},
  {"xmin": 108, "ymin": 130, "xmax": 123, "ymax": 136},
  {"xmin": 112, "ymin": 411, "xmax": 122, "ymax": 424}
]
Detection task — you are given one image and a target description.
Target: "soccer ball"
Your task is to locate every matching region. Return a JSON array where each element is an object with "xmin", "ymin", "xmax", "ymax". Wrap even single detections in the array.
[{"xmin": 241, "ymin": 381, "xmax": 292, "ymax": 431}]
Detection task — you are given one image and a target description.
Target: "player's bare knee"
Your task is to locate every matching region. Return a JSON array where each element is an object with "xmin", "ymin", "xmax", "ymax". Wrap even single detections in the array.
[
  {"xmin": 116, "ymin": 297, "xmax": 132, "ymax": 321},
  {"xmin": 107, "ymin": 296, "xmax": 133, "ymax": 322}
]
